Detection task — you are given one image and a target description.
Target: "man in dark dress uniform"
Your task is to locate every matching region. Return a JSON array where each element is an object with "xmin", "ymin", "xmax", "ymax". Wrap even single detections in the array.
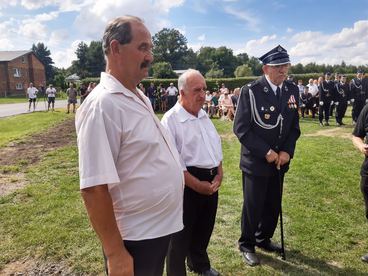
[
  {"xmin": 329, "ymin": 73, "xmax": 340, "ymax": 117},
  {"xmin": 352, "ymin": 104, "xmax": 368, "ymax": 263},
  {"xmin": 351, "ymin": 69, "xmax": 367, "ymax": 124},
  {"xmin": 233, "ymin": 45, "xmax": 300, "ymax": 266},
  {"xmin": 319, "ymin": 72, "xmax": 335, "ymax": 126},
  {"xmin": 335, "ymin": 75, "xmax": 350, "ymax": 126}
]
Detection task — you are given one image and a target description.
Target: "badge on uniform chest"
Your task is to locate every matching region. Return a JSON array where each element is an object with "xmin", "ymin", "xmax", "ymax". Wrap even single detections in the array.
[{"xmin": 287, "ymin": 95, "xmax": 297, "ymax": 109}]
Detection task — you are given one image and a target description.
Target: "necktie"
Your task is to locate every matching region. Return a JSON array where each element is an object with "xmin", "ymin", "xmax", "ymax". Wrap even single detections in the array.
[{"xmin": 276, "ymin": 87, "xmax": 281, "ymax": 100}]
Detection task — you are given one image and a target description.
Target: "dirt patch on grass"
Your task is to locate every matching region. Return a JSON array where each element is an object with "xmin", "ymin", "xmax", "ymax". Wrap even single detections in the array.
[
  {"xmin": 304, "ymin": 127, "xmax": 352, "ymax": 139},
  {"xmin": 0, "ymin": 257, "xmax": 74, "ymax": 275},
  {"xmin": 0, "ymin": 118, "xmax": 76, "ymax": 197}
]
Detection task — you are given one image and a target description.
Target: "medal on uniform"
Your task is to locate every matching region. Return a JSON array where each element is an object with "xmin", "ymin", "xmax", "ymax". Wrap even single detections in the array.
[
  {"xmin": 263, "ymin": 87, "xmax": 268, "ymax": 93},
  {"xmin": 270, "ymin": 106, "xmax": 275, "ymax": 111},
  {"xmin": 288, "ymin": 95, "xmax": 297, "ymax": 109},
  {"xmin": 284, "ymin": 86, "xmax": 288, "ymax": 92},
  {"xmin": 264, "ymin": 113, "xmax": 270, "ymax": 119},
  {"xmin": 261, "ymin": 106, "xmax": 264, "ymax": 111}
]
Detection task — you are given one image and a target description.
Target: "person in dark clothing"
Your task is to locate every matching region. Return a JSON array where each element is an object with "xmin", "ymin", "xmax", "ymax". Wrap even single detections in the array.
[
  {"xmin": 319, "ymin": 72, "xmax": 335, "ymax": 126},
  {"xmin": 351, "ymin": 69, "xmax": 367, "ymax": 124},
  {"xmin": 233, "ymin": 45, "xmax": 300, "ymax": 267},
  {"xmin": 335, "ymin": 75, "xmax": 350, "ymax": 126},
  {"xmin": 352, "ymin": 104, "xmax": 368, "ymax": 263}
]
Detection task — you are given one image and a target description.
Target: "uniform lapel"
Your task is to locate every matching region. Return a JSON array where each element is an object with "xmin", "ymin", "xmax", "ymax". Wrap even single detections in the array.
[
  {"xmin": 260, "ymin": 76, "xmax": 279, "ymax": 108},
  {"xmin": 280, "ymin": 82, "xmax": 289, "ymax": 114}
]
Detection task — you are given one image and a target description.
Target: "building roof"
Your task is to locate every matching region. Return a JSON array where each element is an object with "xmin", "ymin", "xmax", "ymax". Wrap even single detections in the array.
[{"xmin": 0, "ymin": 50, "xmax": 32, "ymax": 62}]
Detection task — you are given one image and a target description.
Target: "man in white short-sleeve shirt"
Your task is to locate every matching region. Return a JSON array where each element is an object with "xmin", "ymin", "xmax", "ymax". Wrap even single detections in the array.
[
  {"xmin": 76, "ymin": 16, "xmax": 184, "ymax": 276},
  {"xmin": 166, "ymin": 82, "xmax": 178, "ymax": 109},
  {"xmin": 162, "ymin": 69, "xmax": 223, "ymax": 276},
  {"xmin": 26, "ymin": 82, "xmax": 38, "ymax": 112}
]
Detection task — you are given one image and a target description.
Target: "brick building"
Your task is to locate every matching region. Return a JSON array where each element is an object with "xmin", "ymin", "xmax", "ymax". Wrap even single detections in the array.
[{"xmin": 0, "ymin": 51, "xmax": 46, "ymax": 97}]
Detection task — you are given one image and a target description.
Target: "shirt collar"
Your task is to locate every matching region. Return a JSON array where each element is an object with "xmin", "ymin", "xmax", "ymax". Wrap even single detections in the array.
[
  {"xmin": 265, "ymin": 75, "xmax": 282, "ymax": 93},
  {"xmin": 174, "ymin": 102, "xmax": 207, "ymax": 122},
  {"xmin": 99, "ymin": 72, "xmax": 144, "ymax": 98}
]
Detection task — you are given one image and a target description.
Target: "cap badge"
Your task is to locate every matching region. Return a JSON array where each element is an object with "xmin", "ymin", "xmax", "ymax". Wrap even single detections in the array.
[{"xmin": 278, "ymin": 46, "xmax": 282, "ymax": 52}]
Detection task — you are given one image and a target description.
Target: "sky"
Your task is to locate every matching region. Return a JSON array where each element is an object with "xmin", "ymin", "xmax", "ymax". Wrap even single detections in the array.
[{"xmin": 1, "ymin": 0, "xmax": 368, "ymax": 69}]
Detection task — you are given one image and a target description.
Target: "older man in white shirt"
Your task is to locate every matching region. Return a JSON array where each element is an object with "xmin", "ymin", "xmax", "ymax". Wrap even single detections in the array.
[
  {"xmin": 26, "ymin": 82, "xmax": 38, "ymax": 112},
  {"xmin": 162, "ymin": 69, "xmax": 223, "ymax": 276}
]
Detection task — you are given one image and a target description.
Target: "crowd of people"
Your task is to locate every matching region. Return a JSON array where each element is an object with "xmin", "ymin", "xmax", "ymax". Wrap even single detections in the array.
[
  {"xmin": 25, "ymin": 81, "xmax": 97, "ymax": 113},
  {"xmin": 295, "ymin": 70, "xmax": 368, "ymax": 126},
  {"xmin": 21, "ymin": 14, "xmax": 368, "ymax": 276}
]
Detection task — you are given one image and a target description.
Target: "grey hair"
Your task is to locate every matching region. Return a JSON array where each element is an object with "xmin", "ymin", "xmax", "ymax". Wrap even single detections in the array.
[
  {"xmin": 102, "ymin": 15, "xmax": 143, "ymax": 56},
  {"xmin": 178, "ymin": 69, "xmax": 202, "ymax": 92}
]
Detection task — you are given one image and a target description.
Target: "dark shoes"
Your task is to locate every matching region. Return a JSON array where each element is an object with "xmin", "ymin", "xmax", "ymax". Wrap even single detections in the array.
[
  {"xmin": 257, "ymin": 241, "xmax": 283, "ymax": 254},
  {"xmin": 361, "ymin": 254, "xmax": 368, "ymax": 263},
  {"xmin": 200, "ymin": 267, "xmax": 220, "ymax": 276},
  {"xmin": 242, "ymin": 252, "xmax": 260, "ymax": 267}
]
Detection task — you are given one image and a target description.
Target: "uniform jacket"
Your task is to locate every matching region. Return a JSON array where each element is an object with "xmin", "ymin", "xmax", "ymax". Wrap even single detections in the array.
[
  {"xmin": 350, "ymin": 77, "xmax": 367, "ymax": 102},
  {"xmin": 233, "ymin": 75, "xmax": 301, "ymax": 176},
  {"xmin": 335, "ymin": 82, "xmax": 350, "ymax": 104},
  {"xmin": 319, "ymin": 80, "xmax": 334, "ymax": 103}
]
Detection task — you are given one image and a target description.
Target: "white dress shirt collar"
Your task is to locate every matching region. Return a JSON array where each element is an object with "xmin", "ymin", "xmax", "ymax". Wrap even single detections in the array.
[
  {"xmin": 265, "ymin": 75, "xmax": 282, "ymax": 95},
  {"xmin": 174, "ymin": 102, "xmax": 207, "ymax": 123}
]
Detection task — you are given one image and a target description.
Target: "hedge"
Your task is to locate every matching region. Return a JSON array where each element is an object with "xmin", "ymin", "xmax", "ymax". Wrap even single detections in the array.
[{"xmin": 81, "ymin": 73, "xmax": 359, "ymax": 91}]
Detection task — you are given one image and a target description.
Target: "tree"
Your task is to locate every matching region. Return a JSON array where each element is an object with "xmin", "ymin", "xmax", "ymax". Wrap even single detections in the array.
[
  {"xmin": 234, "ymin": 64, "xmax": 253, "ymax": 77},
  {"xmin": 237, "ymin": 53, "xmax": 250, "ymax": 65},
  {"xmin": 152, "ymin": 28, "xmax": 189, "ymax": 69},
  {"xmin": 72, "ymin": 41, "xmax": 89, "ymax": 78},
  {"xmin": 152, "ymin": 62, "xmax": 176, "ymax": 78},
  {"xmin": 31, "ymin": 42, "xmax": 54, "ymax": 83},
  {"xmin": 86, "ymin": 41, "xmax": 105, "ymax": 77},
  {"xmin": 248, "ymin": 57, "xmax": 263, "ymax": 76},
  {"xmin": 205, "ymin": 63, "xmax": 223, "ymax": 78},
  {"xmin": 213, "ymin": 46, "xmax": 238, "ymax": 77},
  {"xmin": 197, "ymin": 47, "xmax": 217, "ymax": 76}
]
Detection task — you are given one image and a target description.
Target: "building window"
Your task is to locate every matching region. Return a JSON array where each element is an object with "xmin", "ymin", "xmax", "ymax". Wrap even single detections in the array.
[
  {"xmin": 21, "ymin": 56, "xmax": 26, "ymax": 63},
  {"xmin": 13, "ymin": 68, "xmax": 21, "ymax": 77},
  {"xmin": 16, "ymin": 83, "xmax": 23, "ymax": 90}
]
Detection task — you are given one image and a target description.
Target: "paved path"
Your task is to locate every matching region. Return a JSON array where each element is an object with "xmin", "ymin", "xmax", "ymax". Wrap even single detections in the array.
[{"xmin": 0, "ymin": 100, "xmax": 68, "ymax": 118}]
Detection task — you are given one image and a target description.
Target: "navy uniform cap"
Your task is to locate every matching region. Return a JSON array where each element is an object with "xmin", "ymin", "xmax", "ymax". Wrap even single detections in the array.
[
  {"xmin": 357, "ymin": 69, "xmax": 364, "ymax": 74},
  {"xmin": 325, "ymin": 72, "xmax": 331, "ymax": 76},
  {"xmin": 258, "ymin": 45, "xmax": 290, "ymax": 66}
]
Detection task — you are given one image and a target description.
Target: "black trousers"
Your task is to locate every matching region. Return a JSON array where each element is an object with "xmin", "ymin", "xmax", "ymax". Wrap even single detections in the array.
[
  {"xmin": 239, "ymin": 171, "xmax": 283, "ymax": 253},
  {"xmin": 319, "ymin": 100, "xmax": 331, "ymax": 123},
  {"xmin": 353, "ymin": 100, "xmax": 365, "ymax": 122},
  {"xmin": 168, "ymin": 95, "xmax": 177, "ymax": 109},
  {"xmin": 104, "ymin": 235, "xmax": 170, "ymax": 276},
  {"xmin": 361, "ymin": 175, "xmax": 368, "ymax": 220},
  {"xmin": 167, "ymin": 167, "xmax": 218, "ymax": 276},
  {"xmin": 336, "ymin": 101, "xmax": 347, "ymax": 124}
]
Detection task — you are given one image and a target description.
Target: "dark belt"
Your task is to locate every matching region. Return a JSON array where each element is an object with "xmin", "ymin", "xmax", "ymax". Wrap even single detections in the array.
[{"xmin": 187, "ymin": 166, "xmax": 218, "ymax": 176}]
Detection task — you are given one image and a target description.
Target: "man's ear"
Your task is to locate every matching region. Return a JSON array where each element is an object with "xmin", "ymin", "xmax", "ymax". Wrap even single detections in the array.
[{"xmin": 110, "ymin": 40, "xmax": 120, "ymax": 55}]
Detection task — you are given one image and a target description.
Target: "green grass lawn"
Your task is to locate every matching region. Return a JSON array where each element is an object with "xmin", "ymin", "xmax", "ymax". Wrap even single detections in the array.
[
  {"xmin": 1, "ymin": 113, "xmax": 368, "ymax": 275},
  {"xmin": 0, "ymin": 97, "xmax": 29, "ymax": 104},
  {"xmin": 0, "ymin": 111, "xmax": 73, "ymax": 147}
]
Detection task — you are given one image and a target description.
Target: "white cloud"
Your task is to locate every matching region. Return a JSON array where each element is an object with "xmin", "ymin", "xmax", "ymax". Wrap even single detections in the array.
[
  {"xmin": 74, "ymin": 0, "xmax": 186, "ymax": 39},
  {"xmin": 154, "ymin": 0, "xmax": 184, "ymax": 12},
  {"xmin": 34, "ymin": 11, "xmax": 59, "ymax": 22},
  {"xmin": 198, "ymin": 34, "xmax": 206, "ymax": 41},
  {"xmin": 19, "ymin": 21, "xmax": 48, "ymax": 40},
  {"xmin": 286, "ymin": 27, "xmax": 293, "ymax": 33},
  {"xmin": 176, "ymin": 26, "xmax": 186, "ymax": 36},
  {"xmin": 18, "ymin": 0, "xmax": 91, "ymax": 11},
  {"xmin": 224, "ymin": 6, "xmax": 259, "ymax": 31},
  {"xmin": 242, "ymin": 20, "xmax": 368, "ymax": 66},
  {"xmin": 47, "ymin": 29, "xmax": 69, "ymax": 47},
  {"xmin": 52, "ymin": 39, "xmax": 82, "ymax": 69},
  {"xmin": 244, "ymin": 34, "xmax": 278, "ymax": 57}
]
